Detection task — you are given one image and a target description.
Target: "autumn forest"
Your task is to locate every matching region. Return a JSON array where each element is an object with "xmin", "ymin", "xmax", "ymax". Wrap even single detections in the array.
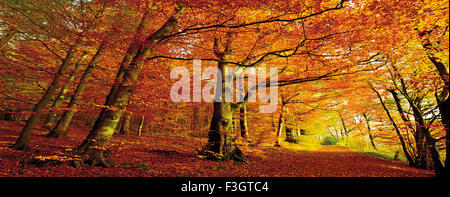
[{"xmin": 0, "ymin": 0, "xmax": 449, "ymax": 181}]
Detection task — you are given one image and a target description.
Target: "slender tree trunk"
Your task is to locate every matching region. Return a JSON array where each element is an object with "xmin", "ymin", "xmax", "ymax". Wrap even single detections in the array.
[
  {"xmin": 339, "ymin": 113, "xmax": 350, "ymax": 139},
  {"xmin": 11, "ymin": 35, "xmax": 82, "ymax": 150},
  {"xmin": 274, "ymin": 104, "xmax": 285, "ymax": 147},
  {"xmin": 191, "ymin": 106, "xmax": 199, "ymax": 130},
  {"xmin": 119, "ymin": 113, "xmax": 131, "ymax": 135},
  {"xmin": 368, "ymin": 127, "xmax": 377, "ymax": 150},
  {"xmin": 49, "ymin": 40, "xmax": 107, "ymax": 138},
  {"xmin": 387, "ymin": 90, "xmax": 415, "ymax": 131},
  {"xmin": 362, "ymin": 112, "xmax": 377, "ymax": 150},
  {"xmin": 43, "ymin": 52, "xmax": 89, "ymax": 132},
  {"xmin": 239, "ymin": 105, "xmax": 248, "ymax": 139},
  {"xmin": 138, "ymin": 115, "xmax": 144, "ymax": 136},
  {"xmin": 76, "ymin": 6, "xmax": 186, "ymax": 167},
  {"xmin": 371, "ymin": 86, "xmax": 415, "ymax": 166}
]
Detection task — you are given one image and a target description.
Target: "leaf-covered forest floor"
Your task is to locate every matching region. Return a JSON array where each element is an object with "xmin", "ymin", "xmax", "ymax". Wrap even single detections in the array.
[{"xmin": 0, "ymin": 120, "xmax": 434, "ymax": 177}]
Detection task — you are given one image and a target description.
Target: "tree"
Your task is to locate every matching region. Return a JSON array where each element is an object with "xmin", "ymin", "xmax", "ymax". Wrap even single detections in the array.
[
  {"xmin": 362, "ymin": 112, "xmax": 377, "ymax": 150},
  {"xmin": 43, "ymin": 51, "xmax": 89, "ymax": 132},
  {"xmin": 3, "ymin": 0, "xmax": 106, "ymax": 149},
  {"xmin": 48, "ymin": 39, "xmax": 108, "ymax": 138},
  {"xmin": 75, "ymin": 3, "xmax": 186, "ymax": 167}
]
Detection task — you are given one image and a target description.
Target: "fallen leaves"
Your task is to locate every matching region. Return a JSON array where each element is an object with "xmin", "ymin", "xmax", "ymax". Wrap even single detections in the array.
[{"xmin": 0, "ymin": 120, "xmax": 434, "ymax": 177}]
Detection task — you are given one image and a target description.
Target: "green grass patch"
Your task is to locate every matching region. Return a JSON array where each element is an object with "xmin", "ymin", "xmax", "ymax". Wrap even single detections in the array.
[{"xmin": 364, "ymin": 151, "xmax": 405, "ymax": 161}]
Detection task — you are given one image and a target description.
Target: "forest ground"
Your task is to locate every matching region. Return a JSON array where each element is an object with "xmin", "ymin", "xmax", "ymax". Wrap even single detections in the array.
[{"xmin": 0, "ymin": 120, "xmax": 434, "ymax": 177}]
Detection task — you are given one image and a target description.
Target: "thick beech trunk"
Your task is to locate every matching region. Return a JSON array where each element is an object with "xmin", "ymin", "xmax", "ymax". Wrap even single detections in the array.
[
  {"xmin": 44, "ymin": 52, "xmax": 88, "ymax": 132},
  {"xmin": 414, "ymin": 126, "xmax": 432, "ymax": 170},
  {"xmin": 49, "ymin": 41, "xmax": 106, "ymax": 138},
  {"xmin": 440, "ymin": 97, "xmax": 450, "ymax": 176},
  {"xmin": 11, "ymin": 35, "xmax": 82, "ymax": 150},
  {"xmin": 393, "ymin": 71, "xmax": 445, "ymax": 175},
  {"xmin": 410, "ymin": 102, "xmax": 444, "ymax": 175},
  {"xmin": 90, "ymin": 9, "xmax": 155, "ymax": 135},
  {"xmin": 203, "ymin": 100, "xmax": 246, "ymax": 161},
  {"xmin": 421, "ymin": 34, "xmax": 449, "ymax": 176},
  {"xmin": 76, "ymin": 6, "xmax": 185, "ymax": 167},
  {"xmin": 202, "ymin": 71, "xmax": 246, "ymax": 161},
  {"xmin": 200, "ymin": 38, "xmax": 246, "ymax": 161},
  {"xmin": 428, "ymin": 55, "xmax": 449, "ymax": 176}
]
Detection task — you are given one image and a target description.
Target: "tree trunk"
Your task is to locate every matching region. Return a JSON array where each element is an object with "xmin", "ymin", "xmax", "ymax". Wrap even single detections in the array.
[
  {"xmin": 138, "ymin": 115, "xmax": 145, "ymax": 136},
  {"xmin": 76, "ymin": 6, "xmax": 185, "ymax": 167},
  {"xmin": 203, "ymin": 98, "xmax": 246, "ymax": 161},
  {"xmin": 44, "ymin": 52, "xmax": 89, "ymax": 132},
  {"xmin": 414, "ymin": 125, "xmax": 432, "ymax": 170},
  {"xmin": 394, "ymin": 72, "xmax": 445, "ymax": 175},
  {"xmin": 239, "ymin": 105, "xmax": 249, "ymax": 139},
  {"xmin": 191, "ymin": 106, "xmax": 199, "ymax": 131},
  {"xmin": 362, "ymin": 112, "xmax": 377, "ymax": 150},
  {"xmin": 371, "ymin": 86, "xmax": 415, "ymax": 166},
  {"xmin": 119, "ymin": 113, "xmax": 131, "ymax": 135},
  {"xmin": 11, "ymin": 35, "xmax": 82, "ymax": 150},
  {"xmin": 274, "ymin": 104, "xmax": 285, "ymax": 147},
  {"xmin": 411, "ymin": 103, "xmax": 444, "ymax": 175},
  {"xmin": 339, "ymin": 113, "xmax": 350, "ymax": 140},
  {"xmin": 428, "ymin": 56, "xmax": 449, "ymax": 86},
  {"xmin": 421, "ymin": 33, "xmax": 449, "ymax": 176},
  {"xmin": 440, "ymin": 97, "xmax": 450, "ymax": 176},
  {"xmin": 49, "ymin": 40, "xmax": 107, "ymax": 138},
  {"xmin": 428, "ymin": 55, "xmax": 449, "ymax": 176},
  {"xmin": 200, "ymin": 35, "xmax": 246, "ymax": 161},
  {"xmin": 89, "ymin": 8, "xmax": 155, "ymax": 136}
]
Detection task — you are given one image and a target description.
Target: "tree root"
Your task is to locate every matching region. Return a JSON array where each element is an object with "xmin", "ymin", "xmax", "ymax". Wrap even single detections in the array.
[
  {"xmin": 72, "ymin": 148, "xmax": 111, "ymax": 168},
  {"xmin": 198, "ymin": 145, "xmax": 247, "ymax": 163},
  {"xmin": 10, "ymin": 143, "xmax": 31, "ymax": 151},
  {"xmin": 45, "ymin": 130, "xmax": 68, "ymax": 139}
]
